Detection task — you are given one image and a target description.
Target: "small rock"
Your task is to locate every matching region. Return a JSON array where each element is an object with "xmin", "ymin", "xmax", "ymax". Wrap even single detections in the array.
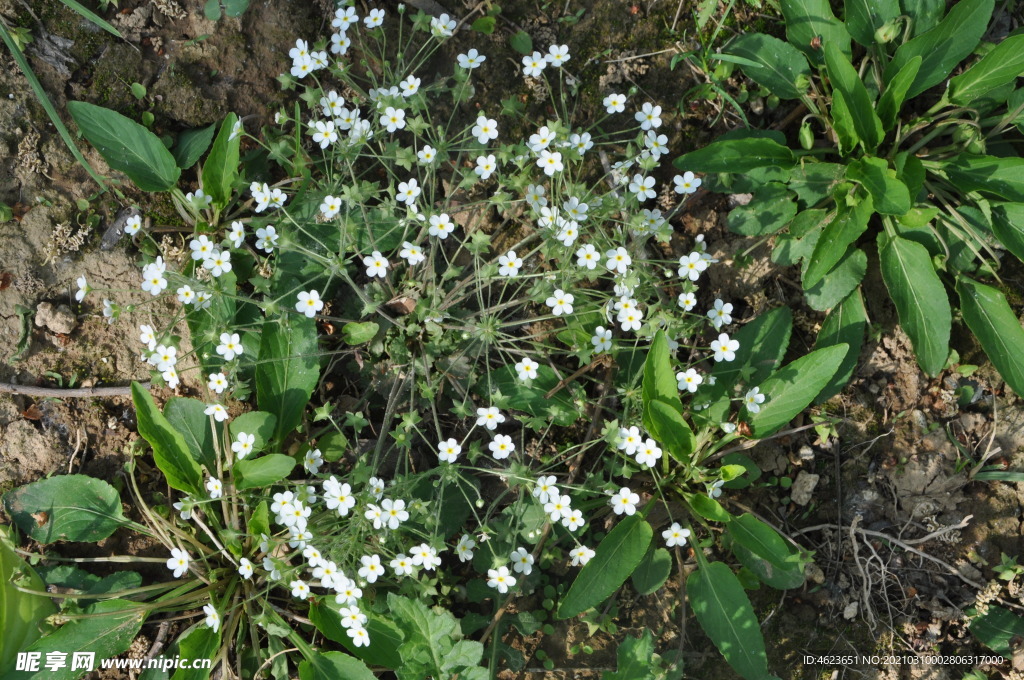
[
  {"xmin": 842, "ymin": 601, "xmax": 858, "ymax": 620},
  {"xmin": 728, "ymin": 193, "xmax": 753, "ymax": 208},
  {"xmin": 790, "ymin": 471, "xmax": 820, "ymax": 506},
  {"xmin": 34, "ymin": 302, "xmax": 77, "ymax": 334},
  {"xmin": 805, "ymin": 562, "xmax": 825, "ymax": 584}
]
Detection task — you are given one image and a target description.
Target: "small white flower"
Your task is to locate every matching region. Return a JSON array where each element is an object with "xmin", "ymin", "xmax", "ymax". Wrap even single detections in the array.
[
  {"xmin": 678, "ymin": 291, "xmax": 698, "ymax": 311},
  {"xmin": 544, "ymin": 492, "xmax": 571, "ymax": 522},
  {"xmin": 545, "ymin": 44, "xmax": 570, "ymax": 67},
  {"xmin": 396, "ymin": 178, "xmax": 421, "ymax": 205},
  {"xmin": 310, "ymin": 120, "xmax": 338, "ymax": 148},
  {"xmin": 707, "ymin": 299, "xmax": 733, "ymax": 329},
  {"xmin": 363, "ymin": 251, "xmax": 389, "ymax": 278},
  {"xmin": 237, "ymin": 557, "xmax": 254, "ymax": 579},
  {"xmin": 709, "ymin": 479, "xmax": 725, "ymax": 499},
  {"xmin": 399, "ymin": 241, "xmax": 425, "ymax": 266},
  {"xmin": 546, "ymin": 289, "xmax": 574, "ymax": 316},
  {"xmin": 203, "ymin": 250, "xmax": 232, "ymax": 277},
  {"xmin": 399, "ymin": 75, "xmax": 421, "ymax": 97},
  {"xmin": 330, "ymin": 31, "xmax": 351, "ymax": 55},
  {"xmin": 430, "ymin": 12, "xmax": 455, "ymax": 36},
  {"xmin": 417, "ymin": 145, "xmax": 437, "ymax": 164},
  {"xmin": 537, "ymin": 150, "xmax": 563, "ymax": 176},
  {"xmin": 216, "ymin": 332, "xmax": 243, "ymax": 361},
  {"xmin": 203, "ymin": 604, "xmax": 220, "ymax": 633},
  {"xmin": 380, "ymin": 106, "xmax": 406, "ymax": 132},
  {"xmin": 635, "ymin": 102, "xmax": 663, "ymax": 130},
  {"xmin": 677, "ymin": 368, "xmax": 703, "ymax": 393},
  {"xmin": 514, "ymin": 357, "xmax": 539, "ymax": 381},
  {"xmin": 255, "ymin": 226, "xmax": 279, "ymax": 253},
  {"xmin": 428, "ymin": 213, "xmax": 455, "ymax": 239},
  {"xmin": 332, "ymin": 6, "xmax": 358, "ymax": 31},
  {"xmin": 232, "ymin": 432, "xmax": 255, "ymax": 460},
  {"xmin": 390, "ymin": 554, "xmax": 415, "ymax": 577},
  {"xmin": 290, "ymin": 579, "xmax": 311, "ymax": 599},
  {"xmin": 634, "ymin": 439, "xmax": 663, "ymax": 468},
  {"xmin": 321, "ymin": 195, "xmax": 342, "ymax": 218},
  {"xmin": 562, "ymin": 508, "xmax": 585, "ymax": 532},
  {"xmin": 166, "ymin": 548, "xmax": 190, "ymax": 577},
  {"xmin": 510, "ymin": 547, "xmax": 534, "ymax": 575},
  {"xmin": 124, "ymin": 215, "xmax": 143, "ymax": 235},
  {"xmin": 205, "ymin": 403, "xmax": 229, "ymax": 423},
  {"xmin": 296, "ymin": 290, "xmax": 324, "ymax": 318},
  {"xmin": 476, "ymin": 406, "xmax": 505, "ymax": 431},
  {"xmin": 576, "ymin": 244, "xmax": 599, "ymax": 270},
  {"xmin": 522, "ymin": 51, "xmax": 547, "ymax": 78},
  {"xmin": 592, "ymin": 326, "xmax": 613, "ymax": 353},
  {"xmin": 678, "ymin": 252, "xmax": 708, "ymax": 281},
  {"xmin": 711, "ymin": 333, "xmax": 740, "ymax": 362},
  {"xmin": 603, "ymin": 93, "xmax": 627, "ymax": 114},
  {"xmin": 438, "ymin": 438, "xmax": 462, "ymax": 464},
  {"xmin": 410, "ymin": 543, "xmax": 441, "ymax": 570},
  {"xmin": 172, "ymin": 497, "xmax": 193, "ymax": 520},
  {"xmin": 364, "ymin": 8, "xmax": 385, "ymax": 28},
  {"xmin": 457, "ymin": 49, "xmax": 486, "ymax": 69},
  {"xmin": 498, "ymin": 250, "xmax": 523, "ymax": 277},
  {"xmin": 663, "ymin": 522, "xmax": 692, "ymax": 548},
  {"xmin": 207, "ymin": 372, "xmax": 228, "ymax": 394},
  {"xmin": 533, "ymin": 475, "xmax": 559, "ymax": 504},
  {"xmin": 628, "ymin": 174, "xmax": 656, "ymax": 202},
  {"xmin": 605, "ymin": 247, "xmax": 632, "ymax": 274},
  {"xmin": 489, "ymin": 434, "xmax": 516, "ymax": 460},
  {"xmin": 139, "ymin": 325, "xmax": 157, "ymax": 351},
  {"xmin": 744, "ymin": 386, "xmax": 766, "ymax": 413},
  {"xmin": 610, "ymin": 486, "xmax": 640, "ymax": 516},
  {"xmin": 456, "ymin": 534, "xmax": 476, "ymax": 562},
  {"xmin": 569, "ymin": 545, "xmax": 595, "ymax": 566},
  {"xmin": 487, "ymin": 565, "xmax": 516, "ymax": 593},
  {"xmin": 304, "ymin": 448, "xmax": 323, "ymax": 474},
  {"xmin": 474, "ymin": 154, "xmax": 497, "ymax": 180},
  {"xmin": 472, "ymin": 115, "xmax": 499, "ymax": 144},
  {"xmin": 674, "ymin": 171, "xmax": 702, "ymax": 194}
]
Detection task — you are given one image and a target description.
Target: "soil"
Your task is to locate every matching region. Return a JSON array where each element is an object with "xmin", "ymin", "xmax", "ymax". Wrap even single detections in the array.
[{"xmin": 2, "ymin": 1, "xmax": 1023, "ymax": 679}]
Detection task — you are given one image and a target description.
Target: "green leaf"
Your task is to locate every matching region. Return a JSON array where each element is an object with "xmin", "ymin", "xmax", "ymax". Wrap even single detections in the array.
[
  {"xmin": 749, "ymin": 344, "xmax": 847, "ymax": 437},
  {"xmin": 813, "ymin": 287, "xmax": 867, "ymax": 402},
  {"xmin": 256, "ymin": 315, "xmax": 320, "ymax": 444},
  {"xmin": 59, "ymin": 0, "xmax": 124, "ymax": 38},
  {"xmin": 688, "ymin": 494, "xmax": 732, "ymax": 523},
  {"xmin": 709, "ymin": 306, "xmax": 793, "ymax": 397},
  {"xmin": 884, "ymin": 0, "xmax": 994, "ymax": 99},
  {"xmin": 673, "ymin": 137, "xmax": 795, "ymax": 173},
  {"xmin": 387, "ymin": 593, "xmax": 460, "ymax": 677},
  {"xmin": 992, "ymin": 202, "xmax": 1024, "ymax": 261},
  {"xmin": 877, "ymin": 232, "xmax": 951, "ymax": 376},
  {"xmin": 688, "ymin": 562, "xmax": 769, "ymax": 680},
  {"xmin": 823, "ymin": 41, "xmax": 883, "ymax": 151},
  {"xmin": 631, "ymin": 546, "xmax": 673, "ymax": 596},
  {"xmin": 509, "ymin": 30, "xmax": 533, "ymax": 56},
  {"xmin": 164, "ymin": 397, "xmax": 217, "ymax": 470},
  {"xmin": 877, "ymin": 56, "xmax": 922, "ymax": 132},
  {"xmin": 945, "ymin": 154, "xmax": 1024, "ymax": 202},
  {"xmin": 309, "ymin": 601, "xmax": 404, "ymax": 670},
  {"xmin": 949, "ymin": 35, "xmax": 1024, "ymax": 106},
  {"xmin": 956, "ymin": 277, "xmax": 1024, "ymax": 396},
  {"xmin": 557, "ymin": 515, "xmax": 653, "ymax": 619},
  {"xmin": 4, "ymin": 475, "xmax": 128, "ymax": 544},
  {"xmin": 642, "ymin": 331, "xmax": 682, "ymax": 411},
  {"xmin": 847, "ymin": 157, "xmax": 910, "ymax": 215},
  {"xmin": 14, "ymin": 600, "xmax": 145, "ymax": 680},
  {"xmin": 726, "ymin": 514, "xmax": 805, "ymax": 589},
  {"xmin": 645, "ymin": 399, "xmax": 695, "ymax": 462},
  {"xmin": 805, "ymin": 247, "xmax": 867, "ymax": 311},
  {"xmin": 470, "ymin": 16, "xmax": 495, "ymax": 34},
  {"xmin": 603, "ymin": 631, "xmax": 656, "ymax": 680},
  {"xmin": 723, "ymin": 33, "xmax": 811, "ymax": 99},
  {"xmin": 202, "ymin": 113, "xmax": 241, "ymax": 207},
  {"xmin": 728, "ymin": 184, "xmax": 798, "ymax": 236},
  {"xmin": 341, "ymin": 321, "xmax": 378, "ymax": 345},
  {"xmin": 233, "ymin": 454, "xmax": 296, "ymax": 490},
  {"xmin": 844, "ymin": 0, "xmax": 900, "ymax": 46},
  {"xmin": 804, "ymin": 193, "xmax": 874, "ymax": 287},
  {"xmin": 223, "ymin": 0, "xmax": 249, "ymax": 17},
  {"xmin": 829, "ymin": 88, "xmax": 860, "ymax": 156},
  {"xmin": 132, "ymin": 382, "xmax": 203, "ymax": 494},
  {"xmin": 172, "ymin": 625, "xmax": 219, "ymax": 680},
  {"xmin": 900, "ymin": 0, "xmax": 945, "ymax": 37},
  {"xmin": 781, "ymin": 0, "xmax": 851, "ymax": 64},
  {"xmin": 228, "ymin": 411, "xmax": 277, "ymax": 457},
  {"xmin": 483, "ymin": 364, "xmax": 579, "ymax": 427},
  {"xmin": 298, "ymin": 652, "xmax": 376, "ymax": 680},
  {"xmin": 0, "ymin": 526, "xmax": 55, "ymax": 673},
  {"xmin": 67, "ymin": 101, "xmax": 180, "ymax": 192},
  {"xmin": 173, "ymin": 124, "xmax": 216, "ymax": 169},
  {"xmin": 787, "ymin": 164, "xmax": 846, "ymax": 207},
  {"xmin": 969, "ymin": 605, "xmax": 1024, "ymax": 656}
]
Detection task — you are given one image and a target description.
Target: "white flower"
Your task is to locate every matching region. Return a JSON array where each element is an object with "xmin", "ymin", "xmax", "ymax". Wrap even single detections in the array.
[
  {"xmin": 396, "ymin": 178, "xmax": 421, "ymax": 205},
  {"xmin": 514, "ymin": 357, "xmax": 539, "ymax": 381},
  {"xmin": 457, "ymin": 49, "xmax": 486, "ymax": 69},
  {"xmin": 139, "ymin": 325, "xmax": 157, "ymax": 351},
  {"xmin": 438, "ymin": 438, "xmax": 462, "ymax": 463},
  {"xmin": 363, "ymin": 251, "xmax": 389, "ymax": 278},
  {"xmin": 474, "ymin": 154, "xmax": 497, "ymax": 180},
  {"xmin": 489, "ymin": 434, "xmax": 515, "ymax": 460},
  {"xmin": 348, "ymin": 626, "xmax": 370, "ymax": 647},
  {"xmin": 318, "ymin": 194, "xmax": 342, "ymax": 220},
  {"xmin": 430, "ymin": 12, "xmax": 455, "ymax": 36},
  {"xmin": 744, "ymin": 386, "xmax": 766, "ymax": 413},
  {"xmin": 364, "ymin": 8, "xmax": 385, "ymax": 28},
  {"xmin": 304, "ymin": 448, "xmax": 323, "ymax": 474},
  {"xmin": 206, "ymin": 476, "xmax": 223, "ymax": 499},
  {"xmin": 166, "ymin": 548, "xmax": 189, "ymax": 577},
  {"xmin": 237, "ymin": 557, "xmax": 254, "ymax": 579},
  {"xmin": 634, "ymin": 439, "xmax": 663, "ymax": 468},
  {"xmin": 124, "ymin": 215, "xmax": 143, "ymax": 235},
  {"xmin": 533, "ymin": 476, "xmax": 559, "ymax": 504},
  {"xmin": 162, "ymin": 367, "xmax": 180, "ymax": 390},
  {"xmin": 380, "ymin": 106, "xmax": 405, "ymax": 132},
  {"xmin": 141, "ymin": 269, "xmax": 168, "ymax": 296},
  {"xmin": 202, "ymin": 603, "xmax": 220, "ymax": 633},
  {"xmin": 528, "ymin": 125, "xmax": 554, "ymax": 153},
  {"xmin": 332, "ymin": 6, "xmax": 358, "ymax": 30},
  {"xmin": 605, "ymin": 247, "xmax": 632, "ymax": 274},
  {"xmin": 498, "ymin": 250, "xmax": 523, "ymax": 277},
  {"xmin": 545, "ymin": 44, "xmax": 570, "ymax": 67},
  {"xmin": 410, "ymin": 543, "xmax": 441, "ymax": 570},
  {"xmin": 487, "ymin": 565, "xmax": 516, "ymax": 593},
  {"xmin": 428, "ymin": 213, "xmax": 455, "ymax": 239},
  {"xmin": 569, "ymin": 545, "xmax": 595, "ymax": 566},
  {"xmin": 476, "ymin": 406, "xmax": 505, "ymax": 431},
  {"xmin": 232, "ymin": 432, "xmax": 255, "ymax": 460},
  {"xmin": 290, "ymin": 579, "xmax": 311, "ymax": 599},
  {"xmin": 399, "ymin": 241, "xmax": 425, "ymax": 266},
  {"xmin": 546, "ymin": 289, "xmax": 574, "ymax": 316},
  {"xmin": 628, "ymin": 174, "xmax": 656, "ymax": 202},
  {"xmin": 296, "ymin": 290, "xmax": 324, "ymax": 318},
  {"xmin": 203, "ymin": 250, "xmax": 232, "ymax": 277},
  {"xmin": 399, "ymin": 75, "xmax": 421, "ymax": 97},
  {"xmin": 290, "ymin": 55, "xmax": 314, "ymax": 78},
  {"xmin": 645, "ymin": 132, "xmax": 669, "ymax": 159},
  {"xmin": 678, "ymin": 291, "xmax": 698, "ymax": 311},
  {"xmin": 417, "ymin": 145, "xmax": 437, "ymax": 164},
  {"xmin": 255, "ymin": 226, "xmax": 279, "ymax": 252},
  {"xmin": 510, "ymin": 547, "xmax": 535, "ymax": 575},
  {"xmin": 537, "ymin": 149, "xmax": 563, "ymax": 176},
  {"xmin": 525, "ymin": 184, "xmax": 547, "ymax": 208},
  {"xmin": 677, "ymin": 368, "xmax": 703, "ymax": 393},
  {"xmin": 381, "ymin": 498, "xmax": 409, "ymax": 529},
  {"xmin": 707, "ymin": 299, "xmax": 733, "ymax": 329},
  {"xmin": 74, "ymin": 275, "xmax": 90, "ymax": 302},
  {"xmin": 389, "ymin": 554, "xmax": 415, "ymax": 577},
  {"xmin": 678, "ymin": 252, "xmax": 708, "ymax": 281},
  {"xmin": 592, "ymin": 326, "xmax": 613, "ymax": 353},
  {"xmin": 674, "ymin": 171, "xmax": 702, "ymax": 194},
  {"xmin": 186, "ymin": 189, "xmax": 213, "ymax": 209},
  {"xmin": 709, "ymin": 479, "xmax": 725, "ymax": 499},
  {"xmin": 575, "ymin": 244, "xmax": 599, "ymax": 270},
  {"xmin": 522, "ymin": 51, "xmax": 547, "ymax": 77},
  {"xmin": 150, "ymin": 344, "xmax": 177, "ymax": 371},
  {"xmin": 569, "ymin": 132, "xmax": 593, "ymax": 154},
  {"xmin": 610, "ymin": 487, "xmax": 640, "ymax": 516},
  {"xmin": 172, "ymin": 497, "xmax": 193, "ymax": 520},
  {"xmin": 456, "ymin": 534, "xmax": 476, "ymax": 562},
  {"xmin": 330, "ymin": 31, "xmax": 351, "ymax": 55},
  {"xmin": 321, "ymin": 90, "xmax": 345, "ymax": 117},
  {"xmin": 555, "ymin": 220, "xmax": 579, "ymax": 246},
  {"xmin": 368, "ymin": 477, "xmax": 385, "ymax": 499},
  {"xmin": 636, "ymin": 102, "xmax": 663, "ymax": 130},
  {"xmin": 618, "ymin": 307, "xmax": 643, "ymax": 332},
  {"xmin": 472, "ymin": 115, "xmax": 499, "ymax": 144},
  {"xmin": 288, "ymin": 38, "xmax": 308, "ymax": 61},
  {"xmin": 603, "ymin": 93, "xmax": 627, "ymax": 114},
  {"xmin": 663, "ymin": 522, "xmax": 692, "ymax": 548},
  {"xmin": 544, "ymin": 492, "xmax": 571, "ymax": 522},
  {"xmin": 562, "ymin": 508, "xmax": 585, "ymax": 532},
  {"xmin": 207, "ymin": 372, "xmax": 228, "ymax": 394},
  {"xmin": 204, "ymin": 403, "xmax": 229, "ymax": 422},
  {"xmin": 721, "ymin": 422, "xmax": 737, "ymax": 434},
  {"xmin": 216, "ymin": 332, "xmax": 243, "ymax": 361},
  {"xmin": 310, "ymin": 120, "xmax": 338, "ymax": 148},
  {"xmin": 711, "ymin": 333, "xmax": 740, "ymax": 362},
  {"xmin": 323, "ymin": 476, "xmax": 356, "ymax": 516}
]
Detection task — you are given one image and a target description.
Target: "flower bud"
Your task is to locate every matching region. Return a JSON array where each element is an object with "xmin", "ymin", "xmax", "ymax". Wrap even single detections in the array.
[
  {"xmin": 799, "ymin": 122, "xmax": 814, "ymax": 150},
  {"xmin": 874, "ymin": 19, "xmax": 900, "ymax": 44}
]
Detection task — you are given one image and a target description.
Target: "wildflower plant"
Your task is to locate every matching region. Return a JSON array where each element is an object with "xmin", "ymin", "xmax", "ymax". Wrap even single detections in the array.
[{"xmin": 2, "ymin": 4, "xmax": 846, "ymax": 679}]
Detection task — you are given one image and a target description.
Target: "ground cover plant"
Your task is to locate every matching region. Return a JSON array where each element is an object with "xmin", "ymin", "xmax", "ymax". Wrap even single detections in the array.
[{"xmin": 0, "ymin": 3, "xmax": 866, "ymax": 679}]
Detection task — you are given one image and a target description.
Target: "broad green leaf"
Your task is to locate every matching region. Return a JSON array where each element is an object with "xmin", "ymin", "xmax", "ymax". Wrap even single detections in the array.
[
  {"xmin": 894, "ymin": 150, "xmax": 925, "ymax": 200},
  {"xmin": 945, "ymin": 154, "xmax": 1024, "ymax": 202},
  {"xmin": 172, "ymin": 625, "xmax": 219, "ymax": 680},
  {"xmin": 642, "ymin": 331, "xmax": 682, "ymax": 411},
  {"xmin": 805, "ymin": 247, "xmax": 867, "ymax": 312},
  {"xmin": 823, "ymin": 41, "xmax": 883, "ymax": 151},
  {"xmin": 387, "ymin": 593, "xmax": 462, "ymax": 677},
  {"xmin": 844, "ymin": 0, "xmax": 900, "ymax": 46},
  {"xmin": 483, "ymin": 364, "xmax": 579, "ymax": 427},
  {"xmin": 814, "ymin": 287, "xmax": 868, "ymax": 402},
  {"xmin": 35, "ymin": 564, "xmax": 140, "ymax": 596},
  {"xmin": 15, "ymin": 600, "xmax": 146, "ymax": 680},
  {"xmin": 223, "ymin": 0, "xmax": 249, "ymax": 17},
  {"xmin": 233, "ymin": 454, "xmax": 296, "ymax": 490},
  {"xmin": 956, "ymin": 277, "xmax": 1024, "ymax": 396},
  {"xmin": 67, "ymin": 101, "xmax": 180, "ymax": 192},
  {"xmin": 256, "ymin": 315, "xmax": 320, "ymax": 444},
  {"xmin": 0, "ymin": 526, "xmax": 55, "ymax": 673},
  {"xmin": 173, "ymin": 124, "xmax": 216, "ymax": 169},
  {"xmin": 557, "ymin": 515, "xmax": 653, "ymax": 619},
  {"xmin": 341, "ymin": 321, "xmax": 378, "ymax": 345},
  {"xmin": 688, "ymin": 494, "xmax": 732, "ymax": 523},
  {"xmin": 723, "ymin": 33, "xmax": 811, "ymax": 99},
  {"xmin": 645, "ymin": 399, "xmax": 695, "ymax": 462},
  {"xmin": 673, "ymin": 137, "xmax": 795, "ymax": 173},
  {"xmin": 202, "ymin": 113, "xmax": 240, "ymax": 207},
  {"xmin": 949, "ymin": 35, "xmax": 1024, "ymax": 106},
  {"xmin": 309, "ymin": 601, "xmax": 403, "ymax": 670},
  {"xmin": 829, "ymin": 87, "xmax": 860, "ymax": 156},
  {"xmin": 631, "ymin": 546, "xmax": 673, "ymax": 596},
  {"xmin": 787, "ymin": 164, "xmax": 846, "ymax": 207},
  {"xmin": 726, "ymin": 514, "xmax": 805, "ymax": 589},
  {"xmin": 749, "ymin": 344, "xmax": 847, "ymax": 437},
  {"xmin": 970, "ymin": 605, "xmax": 1024, "ymax": 655},
  {"xmin": 772, "ymin": 210, "xmax": 829, "ymax": 266},
  {"xmin": 782, "ymin": 0, "xmax": 851, "ymax": 64},
  {"xmin": 847, "ymin": 157, "xmax": 910, "ymax": 215},
  {"xmin": 440, "ymin": 640, "xmax": 485, "ymax": 675},
  {"xmin": 3, "ymin": 475, "xmax": 128, "ymax": 544},
  {"xmin": 721, "ymin": 453, "xmax": 762, "ymax": 490},
  {"xmin": 884, "ymin": 0, "xmax": 994, "ymax": 99},
  {"xmin": 132, "ymin": 382, "xmax": 203, "ymax": 494},
  {"xmin": 470, "ymin": 16, "xmax": 495, "ymax": 34},
  {"xmin": 164, "ymin": 397, "xmax": 217, "ymax": 470},
  {"xmin": 878, "ymin": 232, "xmax": 951, "ymax": 375},
  {"xmin": 900, "ymin": 0, "xmax": 945, "ymax": 37},
  {"xmin": 727, "ymin": 184, "xmax": 798, "ymax": 236},
  {"xmin": 877, "ymin": 56, "xmax": 922, "ymax": 132},
  {"xmin": 804, "ymin": 193, "xmax": 874, "ymax": 287},
  {"xmin": 228, "ymin": 411, "xmax": 277, "ymax": 457},
  {"xmin": 298, "ymin": 652, "xmax": 375, "ymax": 680},
  {"xmin": 604, "ymin": 631, "xmax": 656, "ymax": 680},
  {"xmin": 509, "ymin": 30, "xmax": 533, "ymax": 55},
  {"xmin": 992, "ymin": 203, "xmax": 1024, "ymax": 261},
  {"xmin": 688, "ymin": 562, "xmax": 769, "ymax": 680}
]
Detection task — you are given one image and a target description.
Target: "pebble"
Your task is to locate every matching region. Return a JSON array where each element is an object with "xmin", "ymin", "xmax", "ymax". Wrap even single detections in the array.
[{"xmin": 34, "ymin": 301, "xmax": 77, "ymax": 335}]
